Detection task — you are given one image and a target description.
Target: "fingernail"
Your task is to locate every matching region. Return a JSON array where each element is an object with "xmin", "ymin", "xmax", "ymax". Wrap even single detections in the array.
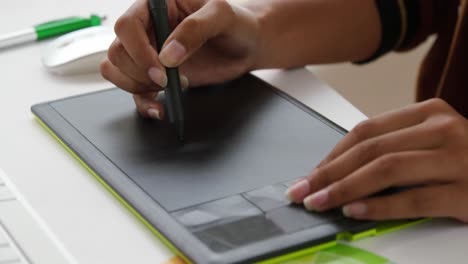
[
  {"xmin": 147, "ymin": 108, "xmax": 160, "ymax": 120},
  {"xmin": 148, "ymin": 67, "xmax": 168, "ymax": 88},
  {"xmin": 181, "ymin": 75, "xmax": 190, "ymax": 89},
  {"xmin": 342, "ymin": 203, "xmax": 367, "ymax": 218},
  {"xmin": 286, "ymin": 180, "xmax": 310, "ymax": 203},
  {"xmin": 304, "ymin": 188, "xmax": 329, "ymax": 211},
  {"xmin": 159, "ymin": 40, "xmax": 186, "ymax": 67}
]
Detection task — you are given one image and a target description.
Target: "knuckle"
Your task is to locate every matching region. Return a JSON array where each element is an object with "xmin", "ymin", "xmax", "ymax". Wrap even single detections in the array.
[
  {"xmin": 351, "ymin": 120, "xmax": 374, "ymax": 142},
  {"xmin": 355, "ymin": 139, "xmax": 381, "ymax": 162},
  {"xmin": 311, "ymin": 167, "xmax": 333, "ymax": 188},
  {"xmin": 419, "ymin": 98, "xmax": 449, "ymax": 114},
  {"xmin": 182, "ymin": 17, "xmax": 202, "ymax": 35},
  {"xmin": 133, "ymin": 95, "xmax": 146, "ymax": 112},
  {"xmin": 180, "ymin": 17, "xmax": 205, "ymax": 47},
  {"xmin": 128, "ymin": 81, "xmax": 142, "ymax": 93},
  {"xmin": 368, "ymin": 201, "xmax": 388, "ymax": 219},
  {"xmin": 408, "ymin": 192, "xmax": 434, "ymax": 213},
  {"xmin": 107, "ymin": 41, "xmax": 123, "ymax": 66},
  {"xmin": 99, "ymin": 60, "xmax": 112, "ymax": 81},
  {"xmin": 374, "ymin": 154, "xmax": 402, "ymax": 179},
  {"xmin": 317, "ymin": 156, "xmax": 332, "ymax": 168},
  {"xmin": 328, "ymin": 183, "xmax": 349, "ymax": 205},
  {"xmin": 212, "ymin": 0, "xmax": 234, "ymax": 17},
  {"xmin": 427, "ymin": 98, "xmax": 447, "ymax": 108},
  {"xmin": 439, "ymin": 150, "xmax": 466, "ymax": 179},
  {"xmin": 114, "ymin": 14, "xmax": 132, "ymax": 35},
  {"xmin": 434, "ymin": 116, "xmax": 465, "ymax": 139}
]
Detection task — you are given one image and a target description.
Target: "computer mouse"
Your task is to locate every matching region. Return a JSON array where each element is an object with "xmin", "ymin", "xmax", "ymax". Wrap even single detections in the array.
[{"xmin": 41, "ymin": 26, "xmax": 115, "ymax": 75}]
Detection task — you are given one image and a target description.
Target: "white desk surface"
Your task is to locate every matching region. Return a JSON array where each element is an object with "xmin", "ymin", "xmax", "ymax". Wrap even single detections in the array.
[{"xmin": 1, "ymin": 1, "xmax": 467, "ymax": 263}]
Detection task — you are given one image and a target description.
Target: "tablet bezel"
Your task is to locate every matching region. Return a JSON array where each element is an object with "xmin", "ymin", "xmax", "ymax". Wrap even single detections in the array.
[{"xmin": 32, "ymin": 74, "xmax": 378, "ymax": 264}]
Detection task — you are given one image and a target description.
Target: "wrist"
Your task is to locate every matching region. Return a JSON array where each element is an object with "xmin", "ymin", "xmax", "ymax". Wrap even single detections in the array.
[
  {"xmin": 238, "ymin": 1, "xmax": 275, "ymax": 70},
  {"xmin": 240, "ymin": 0, "xmax": 382, "ymax": 68}
]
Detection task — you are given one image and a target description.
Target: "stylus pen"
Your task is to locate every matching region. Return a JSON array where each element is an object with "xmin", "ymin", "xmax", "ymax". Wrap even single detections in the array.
[{"xmin": 149, "ymin": 0, "xmax": 185, "ymax": 141}]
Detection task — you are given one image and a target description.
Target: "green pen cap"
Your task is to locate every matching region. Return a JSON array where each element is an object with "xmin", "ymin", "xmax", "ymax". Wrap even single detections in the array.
[{"xmin": 34, "ymin": 14, "xmax": 105, "ymax": 40}]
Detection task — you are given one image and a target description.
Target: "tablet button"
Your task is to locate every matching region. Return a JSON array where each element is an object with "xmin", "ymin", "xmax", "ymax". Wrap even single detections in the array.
[
  {"xmin": 243, "ymin": 184, "xmax": 290, "ymax": 212},
  {"xmin": 194, "ymin": 215, "xmax": 283, "ymax": 252},
  {"xmin": 172, "ymin": 195, "xmax": 262, "ymax": 231},
  {"xmin": 265, "ymin": 205, "xmax": 342, "ymax": 234},
  {"xmin": 283, "ymin": 178, "xmax": 301, "ymax": 188}
]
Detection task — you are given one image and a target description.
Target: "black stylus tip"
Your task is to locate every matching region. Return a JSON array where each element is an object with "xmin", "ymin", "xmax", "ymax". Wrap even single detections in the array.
[
  {"xmin": 175, "ymin": 120, "xmax": 185, "ymax": 142},
  {"xmin": 177, "ymin": 134, "xmax": 185, "ymax": 142}
]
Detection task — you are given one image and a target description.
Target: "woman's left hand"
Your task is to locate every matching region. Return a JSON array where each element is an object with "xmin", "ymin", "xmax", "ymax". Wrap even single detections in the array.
[{"xmin": 287, "ymin": 98, "xmax": 468, "ymax": 222}]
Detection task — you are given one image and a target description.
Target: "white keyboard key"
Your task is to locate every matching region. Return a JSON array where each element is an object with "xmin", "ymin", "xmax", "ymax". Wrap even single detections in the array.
[
  {"xmin": 0, "ymin": 228, "xmax": 9, "ymax": 247},
  {"xmin": 0, "ymin": 201, "xmax": 71, "ymax": 264},
  {"xmin": 0, "ymin": 168, "xmax": 72, "ymax": 264},
  {"xmin": 0, "ymin": 245, "xmax": 21, "ymax": 263},
  {"xmin": 0, "ymin": 224, "xmax": 26, "ymax": 264},
  {"xmin": 0, "ymin": 187, "xmax": 14, "ymax": 202},
  {"xmin": 0, "ymin": 258, "xmax": 22, "ymax": 263}
]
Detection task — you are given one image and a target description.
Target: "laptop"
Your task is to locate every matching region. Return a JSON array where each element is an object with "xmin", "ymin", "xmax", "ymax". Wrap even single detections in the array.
[
  {"xmin": 31, "ymin": 74, "xmax": 420, "ymax": 263},
  {"xmin": 0, "ymin": 168, "xmax": 75, "ymax": 264}
]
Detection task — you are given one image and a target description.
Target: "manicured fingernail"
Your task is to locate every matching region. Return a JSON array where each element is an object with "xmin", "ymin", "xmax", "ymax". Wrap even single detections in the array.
[
  {"xmin": 147, "ymin": 108, "xmax": 160, "ymax": 120},
  {"xmin": 180, "ymin": 75, "xmax": 189, "ymax": 89},
  {"xmin": 159, "ymin": 40, "xmax": 186, "ymax": 67},
  {"xmin": 148, "ymin": 67, "xmax": 168, "ymax": 88},
  {"xmin": 286, "ymin": 180, "xmax": 310, "ymax": 202},
  {"xmin": 342, "ymin": 203, "xmax": 367, "ymax": 218},
  {"xmin": 304, "ymin": 188, "xmax": 329, "ymax": 211}
]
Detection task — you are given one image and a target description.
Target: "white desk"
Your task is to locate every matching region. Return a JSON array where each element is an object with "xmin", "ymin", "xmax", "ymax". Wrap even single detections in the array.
[{"xmin": 1, "ymin": 1, "xmax": 467, "ymax": 263}]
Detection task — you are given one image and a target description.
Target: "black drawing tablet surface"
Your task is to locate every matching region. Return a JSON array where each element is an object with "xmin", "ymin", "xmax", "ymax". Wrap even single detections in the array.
[{"xmin": 32, "ymin": 74, "xmax": 378, "ymax": 263}]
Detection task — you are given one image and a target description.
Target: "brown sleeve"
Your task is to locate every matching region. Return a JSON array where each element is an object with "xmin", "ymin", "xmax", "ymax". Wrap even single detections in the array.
[{"xmin": 397, "ymin": 0, "xmax": 460, "ymax": 51}]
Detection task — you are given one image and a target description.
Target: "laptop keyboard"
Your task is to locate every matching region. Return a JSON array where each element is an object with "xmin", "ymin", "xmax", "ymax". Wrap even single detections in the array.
[
  {"xmin": 0, "ymin": 222, "xmax": 29, "ymax": 264},
  {"xmin": 0, "ymin": 180, "xmax": 15, "ymax": 202},
  {"xmin": 0, "ymin": 169, "xmax": 75, "ymax": 264},
  {"xmin": 0, "ymin": 178, "xmax": 29, "ymax": 264}
]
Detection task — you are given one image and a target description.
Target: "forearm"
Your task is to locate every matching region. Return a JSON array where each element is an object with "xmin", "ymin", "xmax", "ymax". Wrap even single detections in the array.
[{"xmin": 244, "ymin": 0, "xmax": 382, "ymax": 69}]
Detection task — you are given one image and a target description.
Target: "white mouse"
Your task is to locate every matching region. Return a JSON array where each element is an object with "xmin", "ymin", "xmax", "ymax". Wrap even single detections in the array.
[{"xmin": 41, "ymin": 26, "xmax": 115, "ymax": 75}]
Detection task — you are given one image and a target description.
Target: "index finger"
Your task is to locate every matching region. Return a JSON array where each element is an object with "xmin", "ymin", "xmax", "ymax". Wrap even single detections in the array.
[
  {"xmin": 286, "ymin": 104, "xmax": 429, "ymax": 203},
  {"xmin": 114, "ymin": 0, "xmax": 162, "ymax": 70},
  {"xmin": 317, "ymin": 103, "xmax": 428, "ymax": 168}
]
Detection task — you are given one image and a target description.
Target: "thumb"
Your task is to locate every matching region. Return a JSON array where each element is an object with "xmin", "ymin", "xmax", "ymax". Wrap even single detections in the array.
[{"xmin": 159, "ymin": 0, "xmax": 235, "ymax": 67}]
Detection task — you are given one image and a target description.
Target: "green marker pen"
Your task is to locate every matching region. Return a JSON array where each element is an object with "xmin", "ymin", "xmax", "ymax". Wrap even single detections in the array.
[{"xmin": 0, "ymin": 14, "xmax": 105, "ymax": 49}]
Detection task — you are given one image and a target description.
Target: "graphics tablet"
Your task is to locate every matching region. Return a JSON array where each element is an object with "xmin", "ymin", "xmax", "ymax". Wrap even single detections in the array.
[{"xmin": 32, "ymin": 74, "xmax": 421, "ymax": 264}]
